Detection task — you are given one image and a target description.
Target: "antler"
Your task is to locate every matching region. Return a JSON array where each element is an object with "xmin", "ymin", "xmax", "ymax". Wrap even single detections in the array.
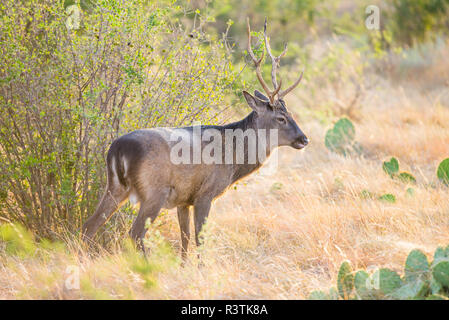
[
  {"xmin": 247, "ymin": 18, "xmax": 281, "ymax": 104},
  {"xmin": 263, "ymin": 17, "xmax": 287, "ymax": 92},
  {"xmin": 247, "ymin": 17, "xmax": 303, "ymax": 102},
  {"xmin": 278, "ymin": 70, "xmax": 303, "ymax": 99}
]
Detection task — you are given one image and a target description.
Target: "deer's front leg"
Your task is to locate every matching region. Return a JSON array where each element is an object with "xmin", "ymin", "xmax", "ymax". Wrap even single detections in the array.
[
  {"xmin": 177, "ymin": 205, "xmax": 190, "ymax": 261},
  {"xmin": 193, "ymin": 198, "xmax": 212, "ymax": 248}
]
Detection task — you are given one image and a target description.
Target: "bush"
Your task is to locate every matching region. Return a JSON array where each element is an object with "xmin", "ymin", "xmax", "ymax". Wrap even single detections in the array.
[
  {"xmin": 388, "ymin": 0, "xmax": 449, "ymax": 47},
  {"xmin": 0, "ymin": 0, "xmax": 240, "ymax": 238}
]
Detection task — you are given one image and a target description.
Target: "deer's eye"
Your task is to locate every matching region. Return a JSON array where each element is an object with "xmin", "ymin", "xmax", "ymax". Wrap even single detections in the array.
[{"xmin": 276, "ymin": 117, "xmax": 286, "ymax": 125}]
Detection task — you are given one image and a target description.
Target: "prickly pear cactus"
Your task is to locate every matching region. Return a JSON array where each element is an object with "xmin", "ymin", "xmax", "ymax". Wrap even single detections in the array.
[
  {"xmin": 431, "ymin": 245, "xmax": 449, "ymax": 289},
  {"xmin": 432, "ymin": 260, "xmax": 449, "ymax": 287},
  {"xmin": 308, "ymin": 290, "xmax": 330, "ymax": 300},
  {"xmin": 334, "ymin": 118, "xmax": 355, "ymax": 141},
  {"xmin": 337, "ymin": 261, "xmax": 354, "ymax": 299},
  {"xmin": 406, "ymin": 187, "xmax": 415, "ymax": 197},
  {"xmin": 373, "ymin": 268, "xmax": 403, "ymax": 296},
  {"xmin": 426, "ymin": 294, "xmax": 448, "ymax": 300},
  {"xmin": 354, "ymin": 270, "xmax": 371, "ymax": 299},
  {"xmin": 308, "ymin": 287, "xmax": 339, "ymax": 300},
  {"xmin": 404, "ymin": 249, "xmax": 430, "ymax": 282},
  {"xmin": 379, "ymin": 193, "xmax": 396, "ymax": 203},
  {"xmin": 382, "ymin": 157, "xmax": 416, "ymax": 184},
  {"xmin": 398, "ymin": 172, "xmax": 416, "ymax": 184},
  {"xmin": 382, "ymin": 157, "xmax": 399, "ymax": 177},
  {"xmin": 308, "ymin": 245, "xmax": 449, "ymax": 300},
  {"xmin": 437, "ymin": 158, "xmax": 449, "ymax": 186},
  {"xmin": 325, "ymin": 118, "xmax": 359, "ymax": 156},
  {"xmin": 434, "ymin": 245, "xmax": 449, "ymax": 261},
  {"xmin": 391, "ymin": 277, "xmax": 429, "ymax": 299}
]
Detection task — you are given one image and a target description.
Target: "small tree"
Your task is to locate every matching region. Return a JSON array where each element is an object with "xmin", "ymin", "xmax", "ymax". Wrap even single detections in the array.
[{"xmin": 0, "ymin": 0, "xmax": 240, "ymax": 238}]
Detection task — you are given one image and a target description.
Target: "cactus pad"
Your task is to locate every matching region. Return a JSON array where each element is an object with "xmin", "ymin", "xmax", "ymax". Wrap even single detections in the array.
[
  {"xmin": 373, "ymin": 268, "xmax": 403, "ymax": 295},
  {"xmin": 382, "ymin": 157, "xmax": 399, "ymax": 177},
  {"xmin": 432, "ymin": 260, "xmax": 449, "ymax": 287},
  {"xmin": 405, "ymin": 249, "xmax": 430, "ymax": 282},
  {"xmin": 337, "ymin": 261, "xmax": 354, "ymax": 299},
  {"xmin": 437, "ymin": 158, "xmax": 449, "ymax": 186},
  {"xmin": 325, "ymin": 118, "xmax": 356, "ymax": 156},
  {"xmin": 379, "ymin": 193, "xmax": 396, "ymax": 203},
  {"xmin": 398, "ymin": 172, "xmax": 416, "ymax": 184}
]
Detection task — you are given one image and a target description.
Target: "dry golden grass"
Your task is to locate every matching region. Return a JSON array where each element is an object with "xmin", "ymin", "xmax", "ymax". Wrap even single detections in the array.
[{"xmin": 1, "ymin": 46, "xmax": 449, "ymax": 300}]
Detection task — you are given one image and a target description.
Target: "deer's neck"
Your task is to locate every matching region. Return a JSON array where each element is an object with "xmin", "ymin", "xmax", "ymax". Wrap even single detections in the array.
[
  {"xmin": 224, "ymin": 112, "xmax": 272, "ymax": 183},
  {"xmin": 221, "ymin": 110, "xmax": 256, "ymax": 132}
]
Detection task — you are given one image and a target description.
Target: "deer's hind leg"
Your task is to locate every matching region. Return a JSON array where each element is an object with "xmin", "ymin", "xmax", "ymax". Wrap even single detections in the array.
[
  {"xmin": 129, "ymin": 187, "xmax": 170, "ymax": 255},
  {"xmin": 82, "ymin": 181, "xmax": 129, "ymax": 244}
]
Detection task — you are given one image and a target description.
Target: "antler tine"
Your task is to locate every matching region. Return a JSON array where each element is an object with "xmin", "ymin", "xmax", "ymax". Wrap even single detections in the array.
[
  {"xmin": 278, "ymin": 69, "xmax": 304, "ymax": 99},
  {"xmin": 263, "ymin": 18, "xmax": 288, "ymax": 91},
  {"xmin": 246, "ymin": 18, "xmax": 264, "ymax": 65},
  {"xmin": 272, "ymin": 78, "xmax": 282, "ymax": 97},
  {"xmin": 247, "ymin": 18, "xmax": 275, "ymax": 103}
]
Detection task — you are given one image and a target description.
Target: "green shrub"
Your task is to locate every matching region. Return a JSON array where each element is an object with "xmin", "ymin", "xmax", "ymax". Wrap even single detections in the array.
[
  {"xmin": 0, "ymin": 223, "xmax": 36, "ymax": 257},
  {"xmin": 309, "ymin": 245, "xmax": 449, "ymax": 300},
  {"xmin": 0, "ymin": 0, "xmax": 240, "ymax": 238},
  {"xmin": 387, "ymin": 0, "xmax": 449, "ymax": 47}
]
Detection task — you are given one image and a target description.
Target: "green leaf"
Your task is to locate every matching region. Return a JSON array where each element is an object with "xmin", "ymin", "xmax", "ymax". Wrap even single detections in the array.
[{"xmin": 382, "ymin": 157, "xmax": 399, "ymax": 177}]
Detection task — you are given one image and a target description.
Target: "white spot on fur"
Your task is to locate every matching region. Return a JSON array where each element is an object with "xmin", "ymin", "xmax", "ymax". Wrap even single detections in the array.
[
  {"xmin": 123, "ymin": 157, "xmax": 129, "ymax": 178},
  {"xmin": 129, "ymin": 192, "xmax": 139, "ymax": 205},
  {"xmin": 110, "ymin": 156, "xmax": 119, "ymax": 186}
]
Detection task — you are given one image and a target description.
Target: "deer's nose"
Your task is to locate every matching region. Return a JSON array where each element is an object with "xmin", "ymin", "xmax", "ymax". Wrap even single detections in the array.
[{"xmin": 299, "ymin": 135, "xmax": 309, "ymax": 146}]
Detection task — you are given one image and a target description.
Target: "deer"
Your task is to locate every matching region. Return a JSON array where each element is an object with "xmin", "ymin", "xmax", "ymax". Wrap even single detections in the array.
[{"xmin": 81, "ymin": 18, "xmax": 308, "ymax": 259}]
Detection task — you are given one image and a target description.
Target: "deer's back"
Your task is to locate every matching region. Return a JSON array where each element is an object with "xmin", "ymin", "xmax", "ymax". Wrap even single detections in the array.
[{"xmin": 108, "ymin": 128, "xmax": 233, "ymax": 208}]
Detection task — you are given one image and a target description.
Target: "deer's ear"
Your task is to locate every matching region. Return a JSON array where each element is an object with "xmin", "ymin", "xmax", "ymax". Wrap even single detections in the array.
[
  {"xmin": 243, "ymin": 91, "xmax": 268, "ymax": 114},
  {"xmin": 254, "ymin": 90, "xmax": 269, "ymax": 102}
]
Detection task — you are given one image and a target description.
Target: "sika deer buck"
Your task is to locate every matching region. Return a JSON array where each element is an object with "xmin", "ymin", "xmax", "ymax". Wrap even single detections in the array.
[{"xmin": 81, "ymin": 18, "xmax": 308, "ymax": 258}]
